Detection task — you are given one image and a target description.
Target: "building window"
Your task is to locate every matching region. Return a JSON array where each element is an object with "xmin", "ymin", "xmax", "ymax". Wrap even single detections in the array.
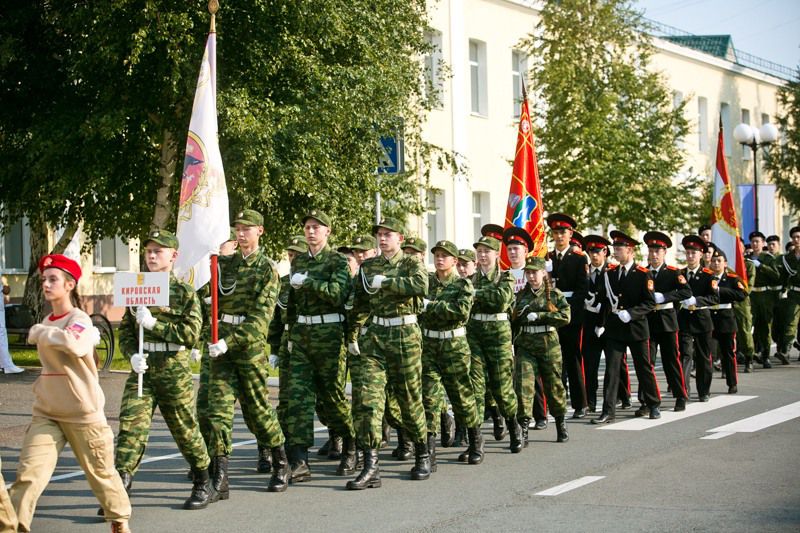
[
  {"xmin": 741, "ymin": 109, "xmax": 751, "ymax": 160},
  {"xmin": 720, "ymin": 102, "xmax": 732, "ymax": 156},
  {"xmin": 94, "ymin": 236, "xmax": 130, "ymax": 272},
  {"xmin": 469, "ymin": 40, "xmax": 488, "ymax": 116},
  {"xmin": 423, "ymin": 30, "xmax": 444, "ymax": 108},
  {"xmin": 511, "ymin": 51, "xmax": 528, "ymax": 118},
  {"xmin": 1, "ymin": 218, "xmax": 28, "ymax": 271},
  {"xmin": 672, "ymin": 91, "xmax": 684, "ymax": 147},
  {"xmin": 697, "ymin": 97, "xmax": 708, "ymax": 152},
  {"xmin": 426, "ymin": 189, "xmax": 445, "ymax": 264},
  {"xmin": 472, "ymin": 191, "xmax": 490, "ymax": 241}
]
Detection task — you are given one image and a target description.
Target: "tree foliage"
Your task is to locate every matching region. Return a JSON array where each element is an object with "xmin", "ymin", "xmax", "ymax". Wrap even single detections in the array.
[
  {"xmin": 765, "ymin": 71, "xmax": 800, "ymax": 213},
  {"xmin": 521, "ymin": 0, "xmax": 701, "ymax": 234}
]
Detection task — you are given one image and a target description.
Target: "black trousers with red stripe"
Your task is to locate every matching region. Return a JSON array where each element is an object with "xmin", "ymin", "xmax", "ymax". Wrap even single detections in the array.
[
  {"xmin": 679, "ymin": 330, "xmax": 713, "ymax": 398},
  {"xmin": 602, "ymin": 337, "xmax": 661, "ymax": 417},
  {"xmin": 649, "ymin": 330, "xmax": 688, "ymax": 400},
  {"xmin": 583, "ymin": 330, "xmax": 630, "ymax": 409},
  {"xmin": 713, "ymin": 330, "xmax": 738, "ymax": 387},
  {"xmin": 558, "ymin": 323, "xmax": 588, "ymax": 410}
]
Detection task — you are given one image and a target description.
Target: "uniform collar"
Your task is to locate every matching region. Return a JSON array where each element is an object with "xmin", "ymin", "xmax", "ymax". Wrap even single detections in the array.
[
  {"xmin": 308, "ymin": 243, "xmax": 330, "ymax": 261},
  {"xmin": 381, "ymin": 249, "xmax": 404, "ymax": 265},
  {"xmin": 240, "ymin": 247, "xmax": 261, "ymax": 265}
]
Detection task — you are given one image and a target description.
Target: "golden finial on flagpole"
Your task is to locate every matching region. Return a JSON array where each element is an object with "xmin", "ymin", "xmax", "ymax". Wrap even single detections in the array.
[{"xmin": 208, "ymin": 0, "xmax": 219, "ymax": 32}]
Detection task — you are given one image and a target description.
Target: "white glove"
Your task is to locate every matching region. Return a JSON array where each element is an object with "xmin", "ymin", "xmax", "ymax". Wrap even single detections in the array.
[
  {"xmin": 371, "ymin": 274, "xmax": 387, "ymax": 289},
  {"xmin": 682, "ymin": 296, "xmax": 697, "ymax": 307},
  {"xmin": 526, "ymin": 312, "xmax": 538, "ymax": 322},
  {"xmin": 751, "ymin": 258, "xmax": 761, "ymax": 268},
  {"xmin": 654, "ymin": 292, "xmax": 665, "ymax": 304},
  {"xmin": 269, "ymin": 354, "xmax": 279, "ymax": 369},
  {"xmin": 130, "ymin": 353, "xmax": 148, "ymax": 374},
  {"xmin": 780, "ymin": 291, "xmax": 788, "ymax": 300},
  {"xmin": 422, "ymin": 298, "xmax": 431, "ymax": 311},
  {"xmin": 618, "ymin": 310, "xmax": 631, "ymax": 323},
  {"xmin": 208, "ymin": 339, "xmax": 228, "ymax": 358},
  {"xmin": 90, "ymin": 326, "xmax": 102, "ymax": 347},
  {"xmin": 190, "ymin": 348, "xmax": 202, "ymax": 363},
  {"xmin": 203, "ymin": 296, "xmax": 212, "ymax": 305},
  {"xmin": 348, "ymin": 342, "xmax": 361, "ymax": 356},
  {"xmin": 545, "ymin": 260, "xmax": 553, "ymax": 273},
  {"xmin": 594, "ymin": 327, "xmax": 605, "ymax": 337},
  {"xmin": 136, "ymin": 306, "xmax": 157, "ymax": 330},
  {"xmin": 287, "ymin": 341, "xmax": 293, "ymax": 354},
  {"xmin": 290, "ymin": 272, "xmax": 308, "ymax": 288}
]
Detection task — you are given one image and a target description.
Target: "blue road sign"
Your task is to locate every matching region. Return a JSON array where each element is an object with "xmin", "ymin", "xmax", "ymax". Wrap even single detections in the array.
[{"xmin": 377, "ymin": 134, "xmax": 404, "ymax": 174}]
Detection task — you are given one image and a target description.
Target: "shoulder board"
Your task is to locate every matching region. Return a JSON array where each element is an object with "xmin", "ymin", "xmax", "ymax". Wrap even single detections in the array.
[
  {"xmin": 606, "ymin": 263, "xmax": 618, "ymax": 270},
  {"xmin": 727, "ymin": 272, "xmax": 738, "ymax": 278},
  {"xmin": 702, "ymin": 268, "xmax": 713, "ymax": 274},
  {"xmin": 572, "ymin": 249, "xmax": 584, "ymax": 256},
  {"xmin": 636, "ymin": 265, "xmax": 648, "ymax": 273},
  {"xmin": 666, "ymin": 265, "xmax": 678, "ymax": 271}
]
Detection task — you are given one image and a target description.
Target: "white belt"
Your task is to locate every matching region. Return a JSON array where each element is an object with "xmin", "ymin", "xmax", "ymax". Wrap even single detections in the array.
[
  {"xmin": 790, "ymin": 286, "xmax": 800, "ymax": 292},
  {"xmin": 654, "ymin": 302, "xmax": 674, "ymax": 311},
  {"xmin": 423, "ymin": 327, "xmax": 466, "ymax": 339},
  {"xmin": 372, "ymin": 315, "xmax": 417, "ymax": 327},
  {"xmin": 698, "ymin": 303, "xmax": 733, "ymax": 310},
  {"xmin": 359, "ymin": 327, "xmax": 368, "ymax": 336},
  {"xmin": 220, "ymin": 313, "xmax": 246, "ymax": 325},
  {"xmin": 771, "ymin": 286, "xmax": 785, "ymax": 291},
  {"xmin": 284, "ymin": 324, "xmax": 290, "ymax": 331},
  {"xmin": 751, "ymin": 286, "xmax": 783, "ymax": 292},
  {"xmin": 522, "ymin": 325, "xmax": 555, "ymax": 334},
  {"xmin": 471, "ymin": 313, "xmax": 508, "ymax": 322},
  {"xmin": 142, "ymin": 342, "xmax": 185, "ymax": 352},
  {"xmin": 561, "ymin": 291, "xmax": 574, "ymax": 298},
  {"xmin": 296, "ymin": 313, "xmax": 344, "ymax": 325}
]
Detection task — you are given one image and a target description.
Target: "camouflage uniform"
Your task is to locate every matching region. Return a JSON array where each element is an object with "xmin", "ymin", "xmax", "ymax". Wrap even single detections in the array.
[
  {"xmin": 268, "ymin": 273, "xmax": 292, "ymax": 434},
  {"xmin": 749, "ymin": 251, "xmax": 781, "ymax": 360},
  {"xmin": 733, "ymin": 259, "xmax": 756, "ymax": 368},
  {"xmin": 774, "ymin": 251, "xmax": 800, "ymax": 358},
  {"xmin": 115, "ymin": 273, "xmax": 210, "ymax": 474}
]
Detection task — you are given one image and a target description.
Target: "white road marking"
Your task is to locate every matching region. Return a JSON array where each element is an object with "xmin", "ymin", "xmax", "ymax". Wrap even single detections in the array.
[
  {"xmin": 597, "ymin": 395, "xmax": 756, "ymax": 431},
  {"xmin": 535, "ymin": 476, "xmax": 605, "ymax": 496},
  {"xmin": 701, "ymin": 400, "xmax": 800, "ymax": 439}
]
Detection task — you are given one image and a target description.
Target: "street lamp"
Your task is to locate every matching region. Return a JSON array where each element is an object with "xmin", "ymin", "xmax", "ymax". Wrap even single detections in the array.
[{"xmin": 733, "ymin": 122, "xmax": 779, "ymax": 234}]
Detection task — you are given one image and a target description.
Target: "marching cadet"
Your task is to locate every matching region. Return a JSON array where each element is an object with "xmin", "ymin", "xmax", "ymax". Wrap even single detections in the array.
[
  {"xmin": 766, "ymin": 235, "xmax": 781, "ymax": 256},
  {"xmin": 545, "ymin": 214, "xmax": 590, "ymax": 419},
  {"xmin": 202, "ymin": 209, "xmax": 288, "ymax": 495},
  {"xmin": 708, "ymin": 248, "xmax": 747, "ymax": 393},
  {"xmin": 591, "ymin": 231, "xmax": 660, "ymax": 424},
  {"xmin": 581, "ymin": 235, "xmax": 632, "ymax": 413},
  {"xmin": 420, "ymin": 240, "xmax": 483, "ymax": 465},
  {"xmin": 457, "ymin": 248, "xmax": 477, "ymax": 278},
  {"xmin": 512, "ymin": 256, "xmax": 571, "ymax": 444},
  {"xmin": 774, "ymin": 228, "xmax": 800, "ymax": 363},
  {"xmin": 734, "ymin": 243, "xmax": 758, "ymax": 373},
  {"xmin": 111, "ymin": 229, "xmax": 216, "ymax": 511},
  {"xmin": 748, "ymin": 231, "xmax": 782, "ymax": 368},
  {"xmin": 284, "ymin": 211, "xmax": 354, "ymax": 481},
  {"xmin": 346, "ymin": 217, "xmax": 429, "ymax": 489},
  {"xmin": 677, "ymin": 235, "xmax": 720, "ymax": 401},
  {"xmin": 643, "ymin": 231, "xmax": 691, "ymax": 411},
  {"xmin": 351, "ymin": 234, "xmax": 378, "ymax": 263},
  {"xmin": 698, "ymin": 224, "xmax": 713, "ymax": 244}
]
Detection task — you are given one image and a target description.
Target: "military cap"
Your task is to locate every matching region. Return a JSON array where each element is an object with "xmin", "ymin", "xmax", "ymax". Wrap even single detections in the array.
[
  {"xmin": 583, "ymin": 234, "xmax": 611, "ymax": 252},
  {"xmin": 302, "ymin": 209, "xmax": 331, "ymax": 227},
  {"xmin": 402, "ymin": 236, "xmax": 427, "ymax": 254},
  {"xmin": 766, "ymin": 234, "xmax": 780, "ymax": 243},
  {"xmin": 787, "ymin": 242, "xmax": 795, "ymax": 252},
  {"xmin": 372, "ymin": 217, "xmax": 406, "ymax": 235},
  {"xmin": 351, "ymin": 234, "xmax": 377, "ymax": 251},
  {"xmin": 144, "ymin": 228, "xmax": 179, "ymax": 249},
  {"xmin": 285, "ymin": 235, "xmax": 308, "ymax": 253},
  {"xmin": 431, "ymin": 239, "xmax": 458, "ymax": 258},
  {"xmin": 458, "ymin": 248, "xmax": 476, "ymax": 262},
  {"xmin": 546, "ymin": 213, "xmax": 577, "ymax": 230},
  {"xmin": 481, "ymin": 223, "xmax": 505, "ymax": 241},
  {"xmin": 474, "ymin": 235, "xmax": 501, "ymax": 252},
  {"xmin": 523, "ymin": 256, "xmax": 546, "ymax": 271},
  {"xmin": 609, "ymin": 230, "xmax": 639, "ymax": 247},
  {"xmin": 748, "ymin": 230, "xmax": 766, "ymax": 241},
  {"xmin": 711, "ymin": 247, "xmax": 727, "ymax": 261},
  {"xmin": 643, "ymin": 231, "xmax": 672, "ymax": 249},
  {"xmin": 698, "ymin": 224, "xmax": 712, "ymax": 234},
  {"xmin": 682, "ymin": 234, "xmax": 706, "ymax": 251},
  {"xmin": 791, "ymin": 226, "xmax": 800, "ymax": 237},
  {"xmin": 503, "ymin": 227, "xmax": 534, "ymax": 249},
  {"xmin": 570, "ymin": 231, "xmax": 585, "ymax": 249},
  {"xmin": 705, "ymin": 241, "xmax": 718, "ymax": 253},
  {"xmin": 233, "ymin": 209, "xmax": 263, "ymax": 226}
]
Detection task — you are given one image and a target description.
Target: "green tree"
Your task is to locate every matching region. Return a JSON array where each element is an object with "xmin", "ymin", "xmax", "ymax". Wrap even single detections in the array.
[
  {"xmin": 765, "ymin": 71, "xmax": 800, "ymax": 212},
  {"xmin": 521, "ymin": 0, "xmax": 701, "ymax": 234}
]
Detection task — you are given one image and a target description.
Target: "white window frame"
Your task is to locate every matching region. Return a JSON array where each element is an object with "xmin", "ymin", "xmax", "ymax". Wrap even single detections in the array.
[
  {"xmin": 720, "ymin": 102, "xmax": 732, "ymax": 157},
  {"xmin": 0, "ymin": 217, "xmax": 31, "ymax": 274},
  {"xmin": 423, "ymin": 29, "xmax": 444, "ymax": 109},
  {"xmin": 741, "ymin": 109, "xmax": 751, "ymax": 160},
  {"xmin": 93, "ymin": 236, "xmax": 130, "ymax": 273},
  {"xmin": 511, "ymin": 50, "xmax": 528, "ymax": 119},
  {"xmin": 697, "ymin": 97, "xmax": 708, "ymax": 153},
  {"xmin": 472, "ymin": 191, "xmax": 490, "ymax": 241},
  {"xmin": 469, "ymin": 39, "xmax": 488, "ymax": 117},
  {"xmin": 426, "ymin": 189, "xmax": 446, "ymax": 264}
]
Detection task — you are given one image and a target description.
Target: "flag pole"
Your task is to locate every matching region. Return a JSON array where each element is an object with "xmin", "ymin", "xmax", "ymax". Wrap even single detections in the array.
[{"xmin": 209, "ymin": 0, "xmax": 220, "ymax": 345}]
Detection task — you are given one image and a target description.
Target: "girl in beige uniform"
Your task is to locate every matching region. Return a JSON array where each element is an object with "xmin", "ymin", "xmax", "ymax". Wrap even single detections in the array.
[{"xmin": 9, "ymin": 254, "xmax": 132, "ymax": 533}]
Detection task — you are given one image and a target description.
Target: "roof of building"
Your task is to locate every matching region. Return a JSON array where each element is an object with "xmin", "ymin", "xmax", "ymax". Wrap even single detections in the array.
[{"xmin": 662, "ymin": 35, "xmax": 737, "ymax": 63}]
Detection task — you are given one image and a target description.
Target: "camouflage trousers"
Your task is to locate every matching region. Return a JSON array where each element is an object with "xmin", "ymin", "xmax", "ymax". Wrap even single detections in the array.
[
  {"xmin": 207, "ymin": 347, "xmax": 284, "ymax": 456},
  {"xmin": 276, "ymin": 331, "xmax": 291, "ymax": 436},
  {"xmin": 467, "ymin": 320, "xmax": 517, "ymax": 420},
  {"xmin": 751, "ymin": 291, "xmax": 778, "ymax": 356},
  {"xmin": 772, "ymin": 295, "xmax": 800, "ymax": 354},
  {"xmin": 116, "ymin": 351, "xmax": 210, "ymax": 473},
  {"xmin": 286, "ymin": 323, "xmax": 354, "ymax": 448},
  {"xmin": 734, "ymin": 301, "xmax": 755, "ymax": 362},
  {"xmin": 422, "ymin": 335, "xmax": 479, "ymax": 434},
  {"xmin": 514, "ymin": 332, "xmax": 567, "ymax": 419},
  {"xmin": 352, "ymin": 323, "xmax": 426, "ymax": 449}
]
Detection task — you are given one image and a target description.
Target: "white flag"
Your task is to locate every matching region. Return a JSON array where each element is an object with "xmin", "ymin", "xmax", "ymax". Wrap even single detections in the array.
[{"xmin": 174, "ymin": 31, "xmax": 229, "ymax": 289}]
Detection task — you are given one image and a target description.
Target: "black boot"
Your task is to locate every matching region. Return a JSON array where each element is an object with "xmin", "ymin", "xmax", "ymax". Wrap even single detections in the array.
[
  {"xmin": 99, "ymin": 471, "xmax": 132, "ymax": 515},
  {"xmin": 211, "ymin": 456, "xmax": 229, "ymax": 500},
  {"xmin": 507, "ymin": 418, "xmax": 523, "ymax": 453},
  {"xmin": 289, "ymin": 446, "xmax": 311, "ymax": 483},
  {"xmin": 440, "ymin": 411, "xmax": 455, "ymax": 448},
  {"xmin": 267, "ymin": 445, "xmax": 290, "ymax": 492},
  {"xmin": 335, "ymin": 436, "xmax": 358, "ymax": 476},
  {"xmin": 391, "ymin": 430, "xmax": 413, "ymax": 460},
  {"xmin": 328, "ymin": 431, "xmax": 343, "ymax": 460},
  {"xmin": 410, "ymin": 441, "xmax": 432, "ymax": 480},
  {"xmin": 453, "ymin": 423, "xmax": 467, "ymax": 447},
  {"xmin": 520, "ymin": 418, "xmax": 530, "ymax": 448},
  {"xmin": 555, "ymin": 415, "xmax": 569, "ymax": 443},
  {"xmin": 490, "ymin": 406, "xmax": 507, "ymax": 441},
  {"xmin": 427, "ymin": 433, "xmax": 438, "ymax": 473},
  {"xmin": 467, "ymin": 427, "xmax": 485, "ymax": 465},
  {"xmin": 257, "ymin": 444, "xmax": 272, "ymax": 473},
  {"xmin": 346, "ymin": 449, "xmax": 381, "ymax": 490},
  {"xmin": 183, "ymin": 467, "xmax": 219, "ymax": 510}
]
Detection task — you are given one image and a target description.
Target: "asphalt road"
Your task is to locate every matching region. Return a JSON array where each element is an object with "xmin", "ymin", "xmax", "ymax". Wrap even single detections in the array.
[{"xmin": 1, "ymin": 357, "xmax": 799, "ymax": 533}]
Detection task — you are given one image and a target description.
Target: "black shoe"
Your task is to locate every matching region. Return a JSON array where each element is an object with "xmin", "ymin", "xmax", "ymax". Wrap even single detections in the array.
[
  {"xmin": 211, "ymin": 456, "xmax": 229, "ymax": 500},
  {"xmin": 728, "ymin": 385, "xmax": 738, "ymax": 394},
  {"xmin": 555, "ymin": 416, "xmax": 569, "ymax": 443},
  {"xmin": 620, "ymin": 399, "xmax": 632, "ymax": 410},
  {"xmin": 289, "ymin": 446, "xmax": 311, "ymax": 483},
  {"xmin": 793, "ymin": 340, "xmax": 800, "ymax": 352},
  {"xmin": 257, "ymin": 444, "xmax": 271, "ymax": 473},
  {"xmin": 534, "ymin": 419, "xmax": 548, "ymax": 430},
  {"xmin": 744, "ymin": 362, "xmax": 752, "ymax": 374},
  {"xmin": 571, "ymin": 407, "xmax": 587, "ymax": 420},
  {"xmin": 753, "ymin": 354, "xmax": 763, "ymax": 364},
  {"xmin": 591, "ymin": 413, "xmax": 614, "ymax": 424},
  {"xmin": 587, "ymin": 404, "xmax": 597, "ymax": 414},
  {"xmin": 391, "ymin": 430, "xmax": 414, "ymax": 461},
  {"xmin": 634, "ymin": 405, "xmax": 650, "ymax": 418},
  {"xmin": 467, "ymin": 427, "xmax": 485, "ymax": 464},
  {"xmin": 507, "ymin": 418, "xmax": 523, "ymax": 453},
  {"xmin": 776, "ymin": 352, "xmax": 790, "ymax": 365},
  {"xmin": 335, "ymin": 436, "xmax": 358, "ymax": 476},
  {"xmin": 346, "ymin": 449, "xmax": 381, "ymax": 490},
  {"xmin": 267, "ymin": 446, "xmax": 290, "ymax": 492},
  {"xmin": 699, "ymin": 395, "xmax": 710, "ymax": 402},
  {"xmin": 457, "ymin": 446, "xmax": 470, "ymax": 462},
  {"xmin": 674, "ymin": 398, "xmax": 686, "ymax": 412},
  {"xmin": 99, "ymin": 471, "xmax": 132, "ymax": 515},
  {"xmin": 713, "ymin": 361, "xmax": 721, "ymax": 371},
  {"xmin": 649, "ymin": 407, "xmax": 661, "ymax": 420},
  {"xmin": 410, "ymin": 441, "xmax": 432, "ymax": 480},
  {"xmin": 490, "ymin": 406, "xmax": 507, "ymax": 441},
  {"xmin": 440, "ymin": 411, "xmax": 456, "ymax": 448},
  {"xmin": 763, "ymin": 359, "xmax": 772, "ymax": 369},
  {"xmin": 183, "ymin": 467, "xmax": 219, "ymax": 510}
]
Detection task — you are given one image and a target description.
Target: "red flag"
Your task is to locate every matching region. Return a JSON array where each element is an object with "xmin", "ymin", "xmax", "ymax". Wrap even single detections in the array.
[
  {"xmin": 500, "ymin": 82, "xmax": 546, "ymax": 269},
  {"xmin": 710, "ymin": 118, "xmax": 748, "ymax": 287}
]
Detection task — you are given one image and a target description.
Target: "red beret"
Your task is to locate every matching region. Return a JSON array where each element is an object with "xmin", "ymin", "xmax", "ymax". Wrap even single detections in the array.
[{"xmin": 39, "ymin": 254, "xmax": 82, "ymax": 282}]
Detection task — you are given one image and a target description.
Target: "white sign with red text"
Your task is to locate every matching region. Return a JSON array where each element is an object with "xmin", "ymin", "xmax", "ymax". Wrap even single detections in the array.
[{"xmin": 113, "ymin": 272, "xmax": 170, "ymax": 308}]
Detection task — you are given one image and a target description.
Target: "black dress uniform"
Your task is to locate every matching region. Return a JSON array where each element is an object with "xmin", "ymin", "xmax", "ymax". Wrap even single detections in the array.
[
  {"xmin": 593, "ymin": 231, "xmax": 661, "ymax": 423},
  {"xmin": 709, "ymin": 251, "xmax": 748, "ymax": 393},
  {"xmin": 643, "ymin": 232, "xmax": 691, "ymax": 410},
  {"xmin": 678, "ymin": 236, "xmax": 720, "ymax": 401}
]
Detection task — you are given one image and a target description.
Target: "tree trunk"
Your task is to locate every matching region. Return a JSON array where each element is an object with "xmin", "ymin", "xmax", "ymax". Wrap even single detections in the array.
[{"xmin": 152, "ymin": 128, "xmax": 178, "ymax": 230}]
